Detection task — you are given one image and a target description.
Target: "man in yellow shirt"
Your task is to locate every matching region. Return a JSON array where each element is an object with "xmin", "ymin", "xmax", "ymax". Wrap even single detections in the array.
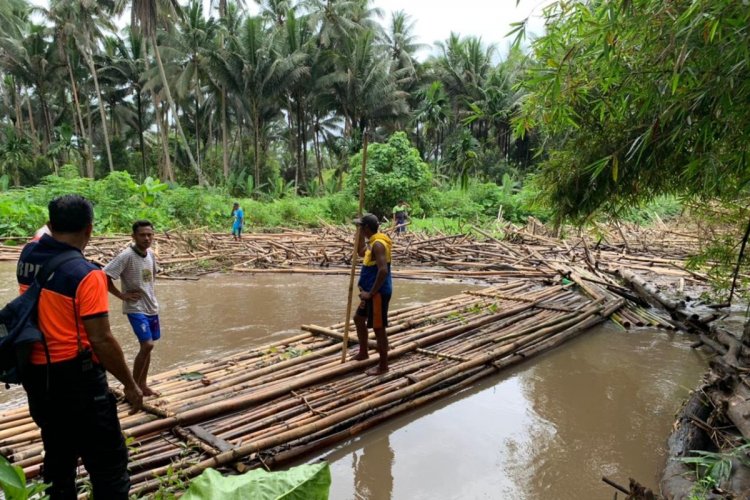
[{"xmin": 351, "ymin": 214, "xmax": 392, "ymax": 375}]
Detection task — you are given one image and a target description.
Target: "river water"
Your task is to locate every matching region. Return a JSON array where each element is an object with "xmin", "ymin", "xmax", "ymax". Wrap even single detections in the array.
[{"xmin": 0, "ymin": 263, "xmax": 706, "ymax": 499}]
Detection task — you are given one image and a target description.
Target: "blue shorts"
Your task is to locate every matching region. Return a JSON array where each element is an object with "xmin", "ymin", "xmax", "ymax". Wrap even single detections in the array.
[
  {"xmin": 127, "ymin": 313, "xmax": 161, "ymax": 343},
  {"xmin": 232, "ymin": 223, "xmax": 243, "ymax": 236}
]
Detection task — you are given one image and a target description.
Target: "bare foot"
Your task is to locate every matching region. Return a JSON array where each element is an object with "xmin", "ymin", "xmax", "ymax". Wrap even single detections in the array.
[
  {"xmin": 141, "ymin": 386, "xmax": 161, "ymax": 397},
  {"xmin": 366, "ymin": 366, "xmax": 389, "ymax": 376},
  {"xmin": 350, "ymin": 352, "xmax": 369, "ymax": 362}
]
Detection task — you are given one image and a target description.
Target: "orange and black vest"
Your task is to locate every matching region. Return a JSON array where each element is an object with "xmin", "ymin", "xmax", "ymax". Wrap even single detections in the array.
[{"xmin": 17, "ymin": 235, "xmax": 108, "ymax": 364}]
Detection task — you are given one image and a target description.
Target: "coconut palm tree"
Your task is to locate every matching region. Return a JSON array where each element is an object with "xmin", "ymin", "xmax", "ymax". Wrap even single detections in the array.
[
  {"xmin": 414, "ymin": 80, "xmax": 451, "ymax": 165},
  {"xmin": 382, "ymin": 10, "xmax": 423, "ymax": 89},
  {"xmin": 0, "ymin": 24, "xmax": 62, "ymax": 160},
  {"xmin": 433, "ymin": 33, "xmax": 495, "ymax": 129},
  {"xmin": 0, "ymin": 126, "xmax": 31, "ymax": 186},
  {"xmin": 221, "ymin": 15, "xmax": 307, "ymax": 190},
  {"xmin": 48, "ymin": 0, "xmax": 119, "ymax": 174},
  {"xmin": 132, "ymin": 0, "xmax": 205, "ymax": 184},
  {"xmin": 304, "ymin": 0, "xmax": 382, "ymax": 50},
  {"xmin": 320, "ymin": 28, "xmax": 407, "ymax": 141},
  {"xmin": 212, "ymin": 0, "xmax": 242, "ymax": 179},
  {"xmin": 167, "ymin": 0, "xmax": 219, "ymax": 173},
  {"xmin": 101, "ymin": 30, "xmax": 150, "ymax": 178}
]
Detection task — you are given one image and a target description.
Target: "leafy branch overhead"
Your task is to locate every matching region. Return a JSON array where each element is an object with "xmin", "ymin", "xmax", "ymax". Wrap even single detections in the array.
[{"xmin": 516, "ymin": 0, "xmax": 750, "ymax": 221}]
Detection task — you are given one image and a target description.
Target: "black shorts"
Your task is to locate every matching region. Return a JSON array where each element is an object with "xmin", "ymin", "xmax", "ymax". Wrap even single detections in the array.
[{"xmin": 356, "ymin": 293, "xmax": 391, "ymax": 329}]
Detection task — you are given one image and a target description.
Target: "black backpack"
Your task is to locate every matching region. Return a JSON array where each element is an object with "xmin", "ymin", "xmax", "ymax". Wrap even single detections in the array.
[{"xmin": 0, "ymin": 250, "xmax": 82, "ymax": 386}]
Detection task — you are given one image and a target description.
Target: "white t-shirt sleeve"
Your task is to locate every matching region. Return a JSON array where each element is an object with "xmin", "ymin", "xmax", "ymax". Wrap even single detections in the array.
[{"xmin": 103, "ymin": 249, "xmax": 131, "ymax": 280}]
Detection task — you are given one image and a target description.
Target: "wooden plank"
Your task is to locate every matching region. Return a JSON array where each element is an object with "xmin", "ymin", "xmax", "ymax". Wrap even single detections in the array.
[{"xmin": 187, "ymin": 424, "xmax": 234, "ymax": 453}]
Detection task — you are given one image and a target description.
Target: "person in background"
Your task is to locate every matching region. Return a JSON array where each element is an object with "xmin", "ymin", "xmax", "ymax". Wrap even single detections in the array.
[
  {"xmin": 392, "ymin": 200, "xmax": 410, "ymax": 235},
  {"xmin": 31, "ymin": 222, "xmax": 51, "ymax": 242},
  {"xmin": 350, "ymin": 214, "xmax": 393, "ymax": 375},
  {"xmin": 104, "ymin": 220, "xmax": 161, "ymax": 397},
  {"xmin": 231, "ymin": 202, "xmax": 245, "ymax": 241},
  {"xmin": 17, "ymin": 194, "xmax": 142, "ymax": 499}
]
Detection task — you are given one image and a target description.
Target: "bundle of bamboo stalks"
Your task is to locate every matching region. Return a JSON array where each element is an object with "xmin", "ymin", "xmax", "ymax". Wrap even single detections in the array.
[{"xmin": 504, "ymin": 217, "xmax": 709, "ymax": 260}]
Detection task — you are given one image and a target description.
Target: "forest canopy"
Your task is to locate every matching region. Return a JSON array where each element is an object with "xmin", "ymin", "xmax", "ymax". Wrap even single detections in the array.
[{"xmin": 0, "ymin": 0, "xmax": 534, "ymax": 197}]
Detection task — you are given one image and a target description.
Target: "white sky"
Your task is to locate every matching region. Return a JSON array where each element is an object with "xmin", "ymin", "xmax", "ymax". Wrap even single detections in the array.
[
  {"xmin": 347, "ymin": 0, "xmax": 552, "ymax": 58},
  {"xmin": 30, "ymin": 0, "xmax": 553, "ymax": 59}
]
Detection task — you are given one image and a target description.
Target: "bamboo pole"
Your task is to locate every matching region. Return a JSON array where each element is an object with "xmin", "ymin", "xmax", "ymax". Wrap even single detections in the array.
[{"xmin": 341, "ymin": 130, "xmax": 369, "ymax": 363}]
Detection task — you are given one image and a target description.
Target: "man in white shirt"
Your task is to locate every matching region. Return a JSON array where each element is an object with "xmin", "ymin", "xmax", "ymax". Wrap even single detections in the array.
[{"xmin": 104, "ymin": 220, "xmax": 161, "ymax": 397}]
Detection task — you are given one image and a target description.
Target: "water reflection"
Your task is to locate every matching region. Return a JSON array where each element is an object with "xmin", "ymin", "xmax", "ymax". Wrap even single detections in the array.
[
  {"xmin": 353, "ymin": 435, "xmax": 394, "ymax": 500},
  {"xmin": 516, "ymin": 323, "xmax": 707, "ymax": 499}
]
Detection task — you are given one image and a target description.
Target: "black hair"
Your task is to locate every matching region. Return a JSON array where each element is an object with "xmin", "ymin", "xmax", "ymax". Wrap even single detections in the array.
[
  {"xmin": 48, "ymin": 195, "xmax": 94, "ymax": 233},
  {"xmin": 360, "ymin": 214, "xmax": 379, "ymax": 232},
  {"xmin": 132, "ymin": 220, "xmax": 154, "ymax": 233}
]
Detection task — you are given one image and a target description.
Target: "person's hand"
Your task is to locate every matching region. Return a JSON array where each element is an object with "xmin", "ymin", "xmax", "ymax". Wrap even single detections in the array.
[
  {"xmin": 122, "ymin": 291, "xmax": 142, "ymax": 302},
  {"xmin": 124, "ymin": 384, "xmax": 144, "ymax": 414},
  {"xmin": 359, "ymin": 290, "xmax": 372, "ymax": 301}
]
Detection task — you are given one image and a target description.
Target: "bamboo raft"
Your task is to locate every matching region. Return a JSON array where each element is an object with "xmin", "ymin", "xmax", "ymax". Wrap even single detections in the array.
[{"xmin": 0, "ymin": 268, "xmax": 667, "ymax": 495}]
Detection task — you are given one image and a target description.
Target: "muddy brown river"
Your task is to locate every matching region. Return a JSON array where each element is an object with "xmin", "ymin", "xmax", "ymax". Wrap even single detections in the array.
[{"xmin": 0, "ymin": 263, "xmax": 706, "ymax": 499}]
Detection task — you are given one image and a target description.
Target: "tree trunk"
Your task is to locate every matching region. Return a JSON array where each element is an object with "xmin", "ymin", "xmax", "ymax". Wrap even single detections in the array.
[
  {"xmin": 194, "ymin": 68, "xmax": 204, "ymax": 176},
  {"xmin": 11, "ymin": 78, "xmax": 24, "ymax": 134},
  {"xmin": 253, "ymin": 105, "xmax": 261, "ymax": 193},
  {"xmin": 81, "ymin": 45, "xmax": 114, "ymax": 173},
  {"xmin": 37, "ymin": 89, "xmax": 53, "ymax": 167},
  {"xmin": 136, "ymin": 90, "xmax": 147, "ymax": 180},
  {"xmin": 313, "ymin": 118, "xmax": 324, "ymax": 191},
  {"xmin": 289, "ymin": 98, "xmax": 298, "ymax": 189},
  {"xmin": 195, "ymin": 94, "xmax": 201, "ymax": 176},
  {"xmin": 151, "ymin": 33, "xmax": 204, "ymax": 185},
  {"xmin": 64, "ymin": 53, "xmax": 92, "ymax": 177},
  {"xmin": 237, "ymin": 118, "xmax": 244, "ymax": 175},
  {"xmin": 25, "ymin": 89, "xmax": 40, "ymax": 157},
  {"xmin": 221, "ymin": 87, "xmax": 229, "ymax": 179},
  {"xmin": 155, "ymin": 95, "xmax": 174, "ymax": 182},
  {"xmin": 297, "ymin": 96, "xmax": 307, "ymax": 189}
]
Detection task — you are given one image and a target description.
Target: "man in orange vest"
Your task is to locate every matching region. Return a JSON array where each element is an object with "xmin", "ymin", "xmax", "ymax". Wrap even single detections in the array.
[
  {"xmin": 351, "ymin": 214, "xmax": 392, "ymax": 375},
  {"xmin": 17, "ymin": 195, "xmax": 143, "ymax": 499}
]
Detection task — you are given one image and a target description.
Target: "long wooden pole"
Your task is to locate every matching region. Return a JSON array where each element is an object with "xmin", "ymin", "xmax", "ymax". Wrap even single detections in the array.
[{"xmin": 341, "ymin": 131, "xmax": 369, "ymax": 363}]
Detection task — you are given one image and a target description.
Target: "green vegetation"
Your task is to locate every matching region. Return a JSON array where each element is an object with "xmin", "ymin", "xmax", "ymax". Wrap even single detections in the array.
[
  {"xmin": 0, "ymin": 0, "xmax": 707, "ymax": 239},
  {"xmin": 0, "ymin": 165, "xmax": 556, "ymax": 237},
  {"xmin": 0, "ymin": 454, "xmax": 49, "ymax": 499},
  {"xmin": 347, "ymin": 132, "xmax": 431, "ymax": 217},
  {"xmin": 679, "ymin": 442, "xmax": 750, "ymax": 500},
  {"xmin": 515, "ymin": 0, "xmax": 750, "ymax": 222},
  {"xmin": 511, "ymin": 0, "xmax": 750, "ymax": 300},
  {"xmin": 181, "ymin": 463, "xmax": 331, "ymax": 500}
]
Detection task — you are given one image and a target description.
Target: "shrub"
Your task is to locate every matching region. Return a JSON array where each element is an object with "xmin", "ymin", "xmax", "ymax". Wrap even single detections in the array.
[
  {"xmin": 325, "ymin": 193, "xmax": 358, "ymax": 223},
  {"xmin": 346, "ymin": 132, "xmax": 432, "ymax": 217}
]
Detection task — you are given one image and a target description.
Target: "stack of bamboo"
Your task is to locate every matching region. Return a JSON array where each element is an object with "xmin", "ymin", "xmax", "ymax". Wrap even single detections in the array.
[
  {"xmin": 0, "ymin": 224, "xmax": 711, "ymax": 289},
  {"xmin": 504, "ymin": 217, "xmax": 708, "ymax": 260},
  {"xmin": 1, "ymin": 273, "xmax": 637, "ymax": 495}
]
